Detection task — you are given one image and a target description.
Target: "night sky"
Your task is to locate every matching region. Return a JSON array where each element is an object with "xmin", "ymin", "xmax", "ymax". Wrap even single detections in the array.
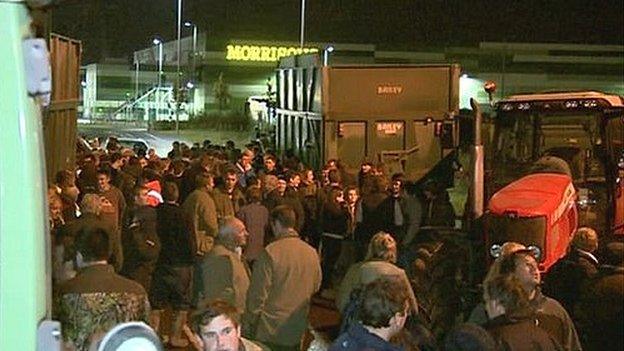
[{"xmin": 51, "ymin": 0, "xmax": 624, "ymax": 64}]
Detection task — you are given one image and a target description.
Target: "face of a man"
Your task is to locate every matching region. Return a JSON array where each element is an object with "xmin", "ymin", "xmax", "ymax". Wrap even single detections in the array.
[
  {"xmin": 199, "ymin": 315, "xmax": 241, "ymax": 351},
  {"xmin": 139, "ymin": 158, "xmax": 148, "ymax": 168},
  {"xmin": 134, "ymin": 189, "xmax": 149, "ymax": 207},
  {"xmin": 514, "ymin": 254, "xmax": 540, "ymax": 291},
  {"xmin": 241, "ymin": 155, "xmax": 252, "ymax": 167},
  {"xmin": 391, "ymin": 180, "xmax": 402, "ymax": 196},
  {"xmin": 225, "ymin": 174, "xmax": 237, "ymax": 191},
  {"xmin": 264, "ymin": 158, "xmax": 275, "ymax": 171},
  {"xmin": 97, "ymin": 174, "xmax": 111, "ymax": 191},
  {"xmin": 290, "ymin": 175, "xmax": 301, "ymax": 188},
  {"xmin": 49, "ymin": 201, "xmax": 63, "ymax": 220},
  {"xmin": 361, "ymin": 164, "xmax": 372, "ymax": 173},
  {"xmin": 277, "ymin": 180, "xmax": 287, "ymax": 194},
  {"xmin": 305, "ymin": 170, "xmax": 314, "ymax": 183},
  {"xmin": 347, "ymin": 189, "xmax": 359, "ymax": 205},
  {"xmin": 231, "ymin": 220, "xmax": 248, "ymax": 247}
]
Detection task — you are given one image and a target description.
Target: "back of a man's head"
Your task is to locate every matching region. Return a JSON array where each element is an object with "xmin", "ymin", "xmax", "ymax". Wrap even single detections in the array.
[
  {"xmin": 77, "ymin": 227, "xmax": 111, "ymax": 263},
  {"xmin": 358, "ymin": 276, "xmax": 409, "ymax": 329},
  {"xmin": 484, "ymin": 275, "xmax": 531, "ymax": 318},
  {"xmin": 217, "ymin": 217, "xmax": 243, "ymax": 244},
  {"xmin": 444, "ymin": 323, "xmax": 497, "ymax": 351},
  {"xmin": 572, "ymin": 227, "xmax": 599, "ymax": 253},
  {"xmin": 270, "ymin": 205, "xmax": 296, "ymax": 230}
]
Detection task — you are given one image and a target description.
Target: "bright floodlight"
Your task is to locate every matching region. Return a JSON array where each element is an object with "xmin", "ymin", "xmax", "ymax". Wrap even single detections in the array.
[
  {"xmin": 184, "ymin": 21, "xmax": 193, "ymax": 27},
  {"xmin": 186, "ymin": 81, "xmax": 194, "ymax": 89},
  {"xmin": 461, "ymin": 73, "xmax": 468, "ymax": 79},
  {"xmin": 152, "ymin": 38, "xmax": 161, "ymax": 45},
  {"xmin": 326, "ymin": 45, "xmax": 335, "ymax": 53}
]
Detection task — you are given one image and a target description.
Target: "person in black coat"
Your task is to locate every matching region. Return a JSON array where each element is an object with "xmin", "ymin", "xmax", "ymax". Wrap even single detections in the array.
[
  {"xmin": 320, "ymin": 186, "xmax": 349, "ymax": 290},
  {"xmin": 329, "ymin": 276, "xmax": 410, "ymax": 351},
  {"xmin": 421, "ymin": 179, "xmax": 456, "ymax": 227},
  {"xmin": 483, "ymin": 275, "xmax": 562, "ymax": 351},
  {"xmin": 543, "ymin": 227, "xmax": 599, "ymax": 317},
  {"xmin": 354, "ymin": 175, "xmax": 388, "ymax": 260},
  {"xmin": 150, "ymin": 182, "xmax": 194, "ymax": 347},
  {"xmin": 121, "ymin": 185, "xmax": 161, "ymax": 293},
  {"xmin": 574, "ymin": 242, "xmax": 624, "ymax": 351}
]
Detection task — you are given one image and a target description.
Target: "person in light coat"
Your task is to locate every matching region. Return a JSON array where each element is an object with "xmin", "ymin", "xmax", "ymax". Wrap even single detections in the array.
[{"xmin": 243, "ymin": 205, "xmax": 322, "ymax": 351}]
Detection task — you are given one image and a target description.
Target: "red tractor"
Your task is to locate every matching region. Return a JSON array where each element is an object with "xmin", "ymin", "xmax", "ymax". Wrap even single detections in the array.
[{"xmin": 486, "ymin": 173, "xmax": 578, "ymax": 272}]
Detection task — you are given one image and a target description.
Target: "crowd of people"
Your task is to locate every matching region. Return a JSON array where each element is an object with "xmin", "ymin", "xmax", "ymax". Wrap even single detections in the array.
[{"xmin": 45, "ymin": 137, "xmax": 623, "ymax": 350}]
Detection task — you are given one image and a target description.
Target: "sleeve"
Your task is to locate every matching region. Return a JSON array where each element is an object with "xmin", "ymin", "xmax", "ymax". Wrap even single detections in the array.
[
  {"xmin": 200, "ymin": 197, "xmax": 219, "ymax": 238},
  {"xmin": 243, "ymin": 250, "xmax": 273, "ymax": 338},
  {"xmin": 402, "ymin": 197, "xmax": 423, "ymax": 246},
  {"xmin": 336, "ymin": 264, "xmax": 360, "ymax": 312},
  {"xmin": 400, "ymin": 269, "xmax": 419, "ymax": 314},
  {"xmin": 132, "ymin": 226, "xmax": 160, "ymax": 261},
  {"xmin": 118, "ymin": 190, "xmax": 127, "ymax": 225}
]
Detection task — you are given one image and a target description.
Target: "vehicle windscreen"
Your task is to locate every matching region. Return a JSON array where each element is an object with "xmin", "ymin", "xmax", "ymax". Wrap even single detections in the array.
[{"xmin": 493, "ymin": 112, "xmax": 605, "ymax": 182}]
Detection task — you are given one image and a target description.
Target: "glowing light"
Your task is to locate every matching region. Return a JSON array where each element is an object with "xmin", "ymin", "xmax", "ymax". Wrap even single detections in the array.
[{"xmin": 225, "ymin": 44, "xmax": 319, "ymax": 62}]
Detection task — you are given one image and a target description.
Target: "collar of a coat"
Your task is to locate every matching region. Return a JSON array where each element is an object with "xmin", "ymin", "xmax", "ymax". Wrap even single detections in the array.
[{"xmin": 274, "ymin": 229, "xmax": 300, "ymax": 241}]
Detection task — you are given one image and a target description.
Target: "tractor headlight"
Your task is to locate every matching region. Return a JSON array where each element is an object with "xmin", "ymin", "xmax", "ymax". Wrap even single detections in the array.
[
  {"xmin": 490, "ymin": 244, "xmax": 502, "ymax": 258},
  {"xmin": 527, "ymin": 245, "xmax": 542, "ymax": 260}
]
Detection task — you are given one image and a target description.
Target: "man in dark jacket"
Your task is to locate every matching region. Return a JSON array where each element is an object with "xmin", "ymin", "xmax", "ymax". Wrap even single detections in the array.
[
  {"xmin": 150, "ymin": 182, "xmax": 194, "ymax": 348},
  {"xmin": 543, "ymin": 227, "xmax": 599, "ymax": 316},
  {"xmin": 574, "ymin": 242, "xmax": 624, "ymax": 351},
  {"xmin": 60, "ymin": 194, "xmax": 120, "ymax": 272},
  {"xmin": 121, "ymin": 185, "xmax": 161, "ymax": 293},
  {"xmin": 330, "ymin": 276, "xmax": 410, "ymax": 351},
  {"xmin": 483, "ymin": 275, "xmax": 562, "ymax": 350}
]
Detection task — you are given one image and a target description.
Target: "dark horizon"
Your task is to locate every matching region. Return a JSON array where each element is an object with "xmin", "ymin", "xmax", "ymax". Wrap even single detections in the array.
[{"xmin": 51, "ymin": 0, "xmax": 624, "ymax": 64}]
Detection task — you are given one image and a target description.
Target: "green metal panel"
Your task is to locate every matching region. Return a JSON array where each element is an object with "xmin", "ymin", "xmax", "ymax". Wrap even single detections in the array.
[{"xmin": 0, "ymin": 3, "xmax": 49, "ymax": 350}]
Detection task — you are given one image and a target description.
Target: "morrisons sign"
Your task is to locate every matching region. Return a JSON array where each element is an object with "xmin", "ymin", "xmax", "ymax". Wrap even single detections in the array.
[{"xmin": 226, "ymin": 44, "xmax": 319, "ymax": 62}]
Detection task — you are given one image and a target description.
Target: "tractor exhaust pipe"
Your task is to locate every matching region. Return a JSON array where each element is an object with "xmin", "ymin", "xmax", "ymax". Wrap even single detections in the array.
[{"xmin": 470, "ymin": 97, "xmax": 484, "ymax": 221}]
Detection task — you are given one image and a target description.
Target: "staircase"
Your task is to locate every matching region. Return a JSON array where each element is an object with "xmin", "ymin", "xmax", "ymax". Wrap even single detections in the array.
[{"xmin": 110, "ymin": 86, "xmax": 176, "ymax": 122}]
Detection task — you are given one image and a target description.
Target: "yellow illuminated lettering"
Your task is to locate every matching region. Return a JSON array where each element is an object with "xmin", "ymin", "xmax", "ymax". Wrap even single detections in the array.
[
  {"xmin": 260, "ymin": 46, "xmax": 271, "ymax": 61},
  {"xmin": 241, "ymin": 45, "xmax": 251, "ymax": 60},
  {"xmin": 277, "ymin": 47, "xmax": 288, "ymax": 59},
  {"xmin": 226, "ymin": 44, "xmax": 319, "ymax": 62},
  {"xmin": 251, "ymin": 46, "xmax": 262, "ymax": 60}
]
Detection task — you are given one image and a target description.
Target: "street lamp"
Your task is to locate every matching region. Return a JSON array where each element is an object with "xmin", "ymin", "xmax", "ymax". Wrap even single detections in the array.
[{"xmin": 323, "ymin": 45, "xmax": 334, "ymax": 66}]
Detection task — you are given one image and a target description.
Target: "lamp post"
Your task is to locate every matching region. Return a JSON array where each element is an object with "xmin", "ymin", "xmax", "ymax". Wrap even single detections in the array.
[
  {"xmin": 175, "ymin": 0, "xmax": 183, "ymax": 136},
  {"xmin": 153, "ymin": 38, "xmax": 163, "ymax": 87},
  {"xmin": 184, "ymin": 20, "xmax": 198, "ymax": 117},
  {"xmin": 323, "ymin": 45, "xmax": 334, "ymax": 66},
  {"xmin": 183, "ymin": 21, "xmax": 198, "ymax": 81},
  {"xmin": 134, "ymin": 56, "xmax": 139, "ymax": 99},
  {"xmin": 299, "ymin": 0, "xmax": 306, "ymax": 47},
  {"xmin": 152, "ymin": 37, "xmax": 163, "ymax": 125}
]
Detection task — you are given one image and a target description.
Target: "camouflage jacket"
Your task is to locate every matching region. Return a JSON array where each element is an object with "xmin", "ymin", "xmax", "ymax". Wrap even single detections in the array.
[{"xmin": 54, "ymin": 264, "xmax": 150, "ymax": 351}]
